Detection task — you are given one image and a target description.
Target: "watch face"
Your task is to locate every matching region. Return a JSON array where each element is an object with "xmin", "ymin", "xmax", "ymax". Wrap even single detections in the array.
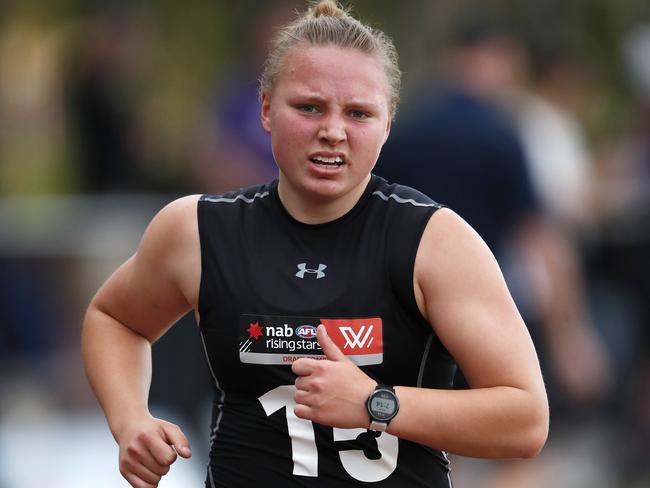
[{"xmin": 369, "ymin": 390, "xmax": 398, "ymax": 421}]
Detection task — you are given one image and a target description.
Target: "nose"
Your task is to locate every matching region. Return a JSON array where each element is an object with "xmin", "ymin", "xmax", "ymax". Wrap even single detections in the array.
[{"xmin": 318, "ymin": 114, "xmax": 347, "ymax": 145}]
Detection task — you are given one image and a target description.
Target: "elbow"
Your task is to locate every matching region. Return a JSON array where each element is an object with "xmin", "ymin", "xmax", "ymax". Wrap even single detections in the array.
[
  {"xmin": 515, "ymin": 406, "xmax": 549, "ymax": 459},
  {"xmin": 518, "ymin": 423, "xmax": 548, "ymax": 459},
  {"xmin": 511, "ymin": 382, "xmax": 550, "ymax": 459}
]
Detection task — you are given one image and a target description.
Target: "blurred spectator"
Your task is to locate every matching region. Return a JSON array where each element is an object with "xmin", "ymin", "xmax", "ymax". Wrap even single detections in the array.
[
  {"xmin": 515, "ymin": 46, "xmax": 593, "ymax": 229},
  {"xmin": 0, "ymin": 10, "xmax": 70, "ymax": 408},
  {"xmin": 190, "ymin": 1, "xmax": 300, "ymax": 193},
  {"xmin": 380, "ymin": 22, "xmax": 534, "ymax": 257},
  {"xmin": 0, "ymin": 9, "xmax": 69, "ymax": 194},
  {"xmin": 378, "ymin": 16, "xmax": 612, "ymax": 485},
  {"xmin": 503, "ymin": 40, "xmax": 614, "ymax": 413},
  {"xmin": 64, "ymin": 5, "xmax": 158, "ymax": 193},
  {"xmin": 585, "ymin": 22, "xmax": 650, "ymax": 483}
]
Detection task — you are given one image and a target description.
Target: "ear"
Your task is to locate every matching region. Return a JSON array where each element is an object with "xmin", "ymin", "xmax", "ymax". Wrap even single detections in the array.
[{"xmin": 260, "ymin": 91, "xmax": 272, "ymax": 134}]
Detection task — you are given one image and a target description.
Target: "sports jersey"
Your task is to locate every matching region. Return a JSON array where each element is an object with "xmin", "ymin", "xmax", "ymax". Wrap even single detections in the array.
[{"xmin": 197, "ymin": 174, "xmax": 456, "ymax": 487}]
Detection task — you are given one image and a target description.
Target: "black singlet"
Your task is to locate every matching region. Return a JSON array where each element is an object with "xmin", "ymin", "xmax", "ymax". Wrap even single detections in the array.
[{"xmin": 197, "ymin": 174, "xmax": 456, "ymax": 487}]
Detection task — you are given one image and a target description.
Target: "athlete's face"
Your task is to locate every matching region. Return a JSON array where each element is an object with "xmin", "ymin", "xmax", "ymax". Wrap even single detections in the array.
[{"xmin": 261, "ymin": 45, "xmax": 392, "ymax": 209}]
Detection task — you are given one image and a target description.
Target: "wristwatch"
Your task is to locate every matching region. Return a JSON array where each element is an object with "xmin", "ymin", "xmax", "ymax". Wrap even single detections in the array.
[{"xmin": 366, "ymin": 384, "xmax": 400, "ymax": 432}]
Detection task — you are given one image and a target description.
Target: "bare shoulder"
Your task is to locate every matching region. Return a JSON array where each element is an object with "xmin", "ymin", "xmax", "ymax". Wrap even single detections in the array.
[
  {"xmin": 413, "ymin": 207, "xmax": 515, "ymax": 338},
  {"xmin": 137, "ymin": 195, "xmax": 201, "ymax": 263},
  {"xmin": 136, "ymin": 195, "xmax": 202, "ymax": 304},
  {"xmin": 415, "ymin": 208, "xmax": 499, "ymax": 289},
  {"xmin": 414, "ymin": 209, "xmax": 543, "ymax": 390},
  {"xmin": 89, "ymin": 195, "xmax": 203, "ymax": 342},
  {"xmin": 145, "ymin": 195, "xmax": 201, "ymax": 240}
]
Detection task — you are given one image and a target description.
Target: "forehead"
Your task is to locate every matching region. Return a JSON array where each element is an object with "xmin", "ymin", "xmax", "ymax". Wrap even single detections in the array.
[{"xmin": 275, "ymin": 45, "xmax": 390, "ymax": 106}]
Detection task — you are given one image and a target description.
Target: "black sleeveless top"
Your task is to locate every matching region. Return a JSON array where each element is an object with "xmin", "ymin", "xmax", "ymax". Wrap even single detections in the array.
[{"xmin": 197, "ymin": 174, "xmax": 456, "ymax": 487}]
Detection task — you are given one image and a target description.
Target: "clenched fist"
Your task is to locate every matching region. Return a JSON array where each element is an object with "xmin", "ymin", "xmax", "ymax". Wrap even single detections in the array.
[{"xmin": 117, "ymin": 415, "xmax": 191, "ymax": 488}]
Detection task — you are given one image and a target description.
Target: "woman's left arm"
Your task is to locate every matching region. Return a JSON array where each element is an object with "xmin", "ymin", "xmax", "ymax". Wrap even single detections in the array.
[
  {"xmin": 386, "ymin": 208, "xmax": 549, "ymax": 458},
  {"xmin": 292, "ymin": 208, "xmax": 549, "ymax": 458}
]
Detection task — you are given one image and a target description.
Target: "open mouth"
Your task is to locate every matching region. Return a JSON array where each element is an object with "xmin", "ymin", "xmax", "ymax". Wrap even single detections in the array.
[{"xmin": 309, "ymin": 155, "xmax": 345, "ymax": 167}]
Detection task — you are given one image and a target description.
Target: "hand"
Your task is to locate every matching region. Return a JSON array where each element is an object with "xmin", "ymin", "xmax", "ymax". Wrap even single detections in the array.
[
  {"xmin": 291, "ymin": 324, "xmax": 376, "ymax": 429},
  {"xmin": 116, "ymin": 415, "xmax": 192, "ymax": 488}
]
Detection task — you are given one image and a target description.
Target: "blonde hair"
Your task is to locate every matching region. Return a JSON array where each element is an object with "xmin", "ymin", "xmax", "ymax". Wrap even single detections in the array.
[{"xmin": 259, "ymin": 0, "xmax": 401, "ymax": 118}]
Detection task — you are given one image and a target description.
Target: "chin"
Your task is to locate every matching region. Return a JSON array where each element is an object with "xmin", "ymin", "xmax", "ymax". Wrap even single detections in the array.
[{"xmin": 305, "ymin": 179, "xmax": 348, "ymax": 199}]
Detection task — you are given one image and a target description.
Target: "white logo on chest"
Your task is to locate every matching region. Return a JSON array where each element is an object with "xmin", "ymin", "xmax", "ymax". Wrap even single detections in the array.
[
  {"xmin": 339, "ymin": 325, "xmax": 375, "ymax": 349},
  {"xmin": 295, "ymin": 263, "xmax": 327, "ymax": 279}
]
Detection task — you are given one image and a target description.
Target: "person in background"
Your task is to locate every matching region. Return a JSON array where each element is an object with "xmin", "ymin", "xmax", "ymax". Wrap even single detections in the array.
[
  {"xmin": 190, "ymin": 1, "xmax": 300, "ymax": 193},
  {"xmin": 379, "ymin": 15, "xmax": 610, "ymax": 410},
  {"xmin": 587, "ymin": 23, "xmax": 650, "ymax": 484},
  {"xmin": 65, "ymin": 5, "xmax": 157, "ymax": 193}
]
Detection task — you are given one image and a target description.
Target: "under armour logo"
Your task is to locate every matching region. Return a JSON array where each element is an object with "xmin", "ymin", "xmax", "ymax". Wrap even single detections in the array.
[{"xmin": 296, "ymin": 263, "xmax": 327, "ymax": 279}]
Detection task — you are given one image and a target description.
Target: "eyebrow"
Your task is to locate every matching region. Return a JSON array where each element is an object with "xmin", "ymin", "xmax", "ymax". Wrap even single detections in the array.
[{"xmin": 289, "ymin": 93, "xmax": 382, "ymax": 111}]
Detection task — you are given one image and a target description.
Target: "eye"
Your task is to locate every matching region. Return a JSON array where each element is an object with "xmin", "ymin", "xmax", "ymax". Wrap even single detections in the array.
[
  {"xmin": 349, "ymin": 109, "xmax": 369, "ymax": 119},
  {"xmin": 297, "ymin": 105, "xmax": 318, "ymax": 114}
]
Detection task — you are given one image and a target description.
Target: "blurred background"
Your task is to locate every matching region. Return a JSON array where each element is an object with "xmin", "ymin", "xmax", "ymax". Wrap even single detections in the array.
[{"xmin": 1, "ymin": 0, "xmax": 649, "ymax": 486}]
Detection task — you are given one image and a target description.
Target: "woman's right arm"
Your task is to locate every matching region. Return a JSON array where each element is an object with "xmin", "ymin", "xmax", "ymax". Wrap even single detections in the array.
[{"xmin": 82, "ymin": 195, "xmax": 201, "ymax": 488}]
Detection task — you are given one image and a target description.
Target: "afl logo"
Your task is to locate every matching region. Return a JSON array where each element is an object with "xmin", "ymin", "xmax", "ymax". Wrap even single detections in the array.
[{"xmin": 296, "ymin": 325, "xmax": 317, "ymax": 339}]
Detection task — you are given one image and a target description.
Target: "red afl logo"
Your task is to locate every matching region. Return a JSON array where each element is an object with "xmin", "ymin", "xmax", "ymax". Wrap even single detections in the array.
[{"xmin": 296, "ymin": 325, "xmax": 317, "ymax": 339}]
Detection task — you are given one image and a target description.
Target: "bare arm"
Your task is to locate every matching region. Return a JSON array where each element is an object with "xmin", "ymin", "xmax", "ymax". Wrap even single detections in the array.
[
  {"xmin": 292, "ymin": 209, "xmax": 548, "ymax": 459},
  {"xmin": 389, "ymin": 208, "xmax": 548, "ymax": 457},
  {"xmin": 82, "ymin": 195, "xmax": 201, "ymax": 487}
]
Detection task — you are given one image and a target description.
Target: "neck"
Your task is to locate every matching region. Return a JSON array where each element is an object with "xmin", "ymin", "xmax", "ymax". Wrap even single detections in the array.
[{"xmin": 277, "ymin": 175, "xmax": 371, "ymax": 225}]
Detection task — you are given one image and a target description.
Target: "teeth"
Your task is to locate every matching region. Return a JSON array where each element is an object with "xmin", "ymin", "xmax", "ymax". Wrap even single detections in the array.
[{"xmin": 312, "ymin": 155, "xmax": 344, "ymax": 164}]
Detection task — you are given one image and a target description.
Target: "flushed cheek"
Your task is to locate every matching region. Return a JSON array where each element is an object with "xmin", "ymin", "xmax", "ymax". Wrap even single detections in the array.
[
  {"xmin": 273, "ymin": 119, "xmax": 317, "ymax": 161},
  {"xmin": 272, "ymin": 133, "xmax": 306, "ymax": 170},
  {"xmin": 348, "ymin": 128, "xmax": 384, "ymax": 161},
  {"xmin": 286, "ymin": 127, "xmax": 317, "ymax": 148}
]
